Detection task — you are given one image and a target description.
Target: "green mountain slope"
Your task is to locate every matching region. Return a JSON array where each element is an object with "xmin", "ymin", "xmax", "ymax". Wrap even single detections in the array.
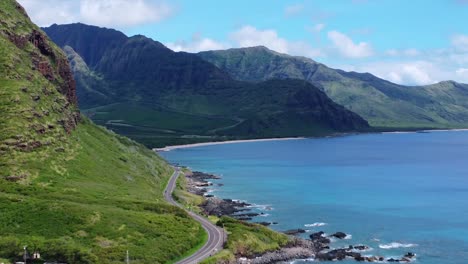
[
  {"xmin": 198, "ymin": 47, "xmax": 468, "ymax": 129},
  {"xmin": 0, "ymin": 1, "xmax": 204, "ymax": 263},
  {"xmin": 43, "ymin": 24, "xmax": 370, "ymax": 147}
]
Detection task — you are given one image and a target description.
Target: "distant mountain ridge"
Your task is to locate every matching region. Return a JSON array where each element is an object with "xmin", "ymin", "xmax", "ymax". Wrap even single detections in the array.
[
  {"xmin": 199, "ymin": 47, "xmax": 468, "ymax": 129},
  {"xmin": 43, "ymin": 23, "xmax": 369, "ymax": 147}
]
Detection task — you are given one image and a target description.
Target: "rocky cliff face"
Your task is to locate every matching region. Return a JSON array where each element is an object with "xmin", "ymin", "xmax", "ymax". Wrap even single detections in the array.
[
  {"xmin": 1, "ymin": 1, "xmax": 79, "ymax": 132},
  {"xmin": 0, "ymin": 0, "xmax": 80, "ymax": 179}
]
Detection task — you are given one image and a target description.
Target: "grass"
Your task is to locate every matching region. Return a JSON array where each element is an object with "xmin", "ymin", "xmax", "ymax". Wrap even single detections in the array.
[
  {"xmin": 200, "ymin": 217, "xmax": 290, "ymax": 264},
  {"xmin": 0, "ymin": 121, "xmax": 207, "ymax": 264},
  {"xmin": 172, "ymin": 172, "xmax": 206, "ymax": 214},
  {"xmin": 83, "ymin": 102, "xmax": 241, "ymax": 148}
]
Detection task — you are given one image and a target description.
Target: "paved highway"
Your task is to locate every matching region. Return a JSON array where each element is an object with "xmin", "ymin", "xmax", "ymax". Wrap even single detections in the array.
[{"xmin": 164, "ymin": 168, "xmax": 226, "ymax": 264}]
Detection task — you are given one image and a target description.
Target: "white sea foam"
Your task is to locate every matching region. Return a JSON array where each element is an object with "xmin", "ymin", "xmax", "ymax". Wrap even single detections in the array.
[
  {"xmin": 258, "ymin": 213, "xmax": 270, "ymax": 217},
  {"xmin": 344, "ymin": 234, "xmax": 352, "ymax": 240},
  {"xmin": 352, "ymin": 247, "xmax": 373, "ymax": 253},
  {"xmin": 248, "ymin": 204, "xmax": 273, "ymax": 211},
  {"xmin": 379, "ymin": 242, "xmax": 418, "ymax": 249},
  {"xmin": 304, "ymin": 222, "xmax": 327, "ymax": 227}
]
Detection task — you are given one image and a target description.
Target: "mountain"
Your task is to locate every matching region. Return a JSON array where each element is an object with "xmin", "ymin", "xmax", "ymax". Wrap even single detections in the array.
[
  {"xmin": 0, "ymin": 1, "xmax": 206, "ymax": 263},
  {"xmin": 43, "ymin": 24, "xmax": 369, "ymax": 148},
  {"xmin": 199, "ymin": 47, "xmax": 468, "ymax": 129}
]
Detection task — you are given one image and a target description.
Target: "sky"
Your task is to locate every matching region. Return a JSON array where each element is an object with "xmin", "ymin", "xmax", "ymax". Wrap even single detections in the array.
[{"xmin": 18, "ymin": 0, "xmax": 468, "ymax": 85}]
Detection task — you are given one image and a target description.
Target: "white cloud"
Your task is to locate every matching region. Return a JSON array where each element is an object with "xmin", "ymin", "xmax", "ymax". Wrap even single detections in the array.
[
  {"xmin": 80, "ymin": 0, "xmax": 173, "ymax": 27},
  {"xmin": 384, "ymin": 48, "xmax": 420, "ymax": 57},
  {"xmin": 403, "ymin": 48, "xmax": 420, "ymax": 57},
  {"xmin": 18, "ymin": 0, "xmax": 78, "ymax": 26},
  {"xmin": 385, "ymin": 49, "xmax": 399, "ymax": 56},
  {"xmin": 327, "ymin": 30, "xmax": 373, "ymax": 58},
  {"xmin": 18, "ymin": 0, "xmax": 173, "ymax": 27},
  {"xmin": 452, "ymin": 34, "xmax": 468, "ymax": 52},
  {"xmin": 340, "ymin": 61, "xmax": 449, "ymax": 85},
  {"xmin": 230, "ymin": 26, "xmax": 289, "ymax": 53},
  {"xmin": 343, "ymin": 61, "xmax": 434, "ymax": 85},
  {"xmin": 230, "ymin": 25, "xmax": 323, "ymax": 57},
  {"xmin": 312, "ymin": 23, "xmax": 325, "ymax": 32},
  {"xmin": 166, "ymin": 33, "xmax": 227, "ymax": 53},
  {"xmin": 456, "ymin": 68, "xmax": 468, "ymax": 76},
  {"xmin": 285, "ymin": 4, "xmax": 304, "ymax": 17}
]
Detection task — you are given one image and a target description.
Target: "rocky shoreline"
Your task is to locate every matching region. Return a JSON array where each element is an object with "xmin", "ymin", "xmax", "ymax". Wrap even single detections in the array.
[{"xmin": 184, "ymin": 170, "xmax": 417, "ymax": 263}]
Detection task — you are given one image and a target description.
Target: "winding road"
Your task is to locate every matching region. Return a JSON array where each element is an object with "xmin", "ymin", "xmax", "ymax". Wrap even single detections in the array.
[{"xmin": 164, "ymin": 168, "xmax": 226, "ymax": 264}]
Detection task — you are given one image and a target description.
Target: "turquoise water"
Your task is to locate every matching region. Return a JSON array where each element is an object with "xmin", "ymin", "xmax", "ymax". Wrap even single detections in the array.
[{"xmin": 160, "ymin": 131, "xmax": 468, "ymax": 263}]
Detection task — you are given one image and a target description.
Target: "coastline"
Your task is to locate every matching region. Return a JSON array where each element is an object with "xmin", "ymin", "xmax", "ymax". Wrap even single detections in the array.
[
  {"xmin": 177, "ymin": 169, "xmax": 418, "ymax": 263},
  {"xmin": 154, "ymin": 137, "xmax": 306, "ymax": 152},
  {"xmin": 154, "ymin": 127, "xmax": 468, "ymax": 152}
]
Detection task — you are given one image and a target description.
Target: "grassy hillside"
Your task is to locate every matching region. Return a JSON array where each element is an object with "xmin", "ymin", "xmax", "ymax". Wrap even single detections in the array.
[
  {"xmin": 43, "ymin": 24, "xmax": 370, "ymax": 148},
  {"xmin": 0, "ymin": 1, "xmax": 205, "ymax": 263},
  {"xmin": 199, "ymin": 47, "xmax": 468, "ymax": 129}
]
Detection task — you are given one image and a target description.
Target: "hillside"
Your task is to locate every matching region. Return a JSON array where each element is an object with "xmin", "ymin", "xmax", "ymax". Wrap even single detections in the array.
[
  {"xmin": 0, "ymin": 1, "xmax": 205, "ymax": 263},
  {"xmin": 199, "ymin": 47, "xmax": 468, "ymax": 129},
  {"xmin": 43, "ymin": 24, "xmax": 370, "ymax": 148}
]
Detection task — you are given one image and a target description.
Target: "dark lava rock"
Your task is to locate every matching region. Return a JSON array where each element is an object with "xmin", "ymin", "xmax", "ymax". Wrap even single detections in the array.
[
  {"xmin": 256, "ymin": 222, "xmax": 271, "ymax": 226},
  {"xmin": 310, "ymin": 231, "xmax": 325, "ymax": 240},
  {"xmin": 331, "ymin": 231, "xmax": 347, "ymax": 239},
  {"xmin": 283, "ymin": 229, "xmax": 306, "ymax": 235},
  {"xmin": 201, "ymin": 197, "xmax": 250, "ymax": 216},
  {"xmin": 316, "ymin": 249, "xmax": 347, "ymax": 261},
  {"xmin": 404, "ymin": 252, "xmax": 415, "ymax": 258},
  {"xmin": 191, "ymin": 171, "xmax": 221, "ymax": 180},
  {"xmin": 353, "ymin": 245, "xmax": 369, "ymax": 251},
  {"xmin": 233, "ymin": 213, "xmax": 260, "ymax": 218}
]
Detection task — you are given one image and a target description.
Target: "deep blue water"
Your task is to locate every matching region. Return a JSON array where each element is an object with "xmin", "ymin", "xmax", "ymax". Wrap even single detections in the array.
[{"xmin": 160, "ymin": 131, "xmax": 468, "ymax": 263}]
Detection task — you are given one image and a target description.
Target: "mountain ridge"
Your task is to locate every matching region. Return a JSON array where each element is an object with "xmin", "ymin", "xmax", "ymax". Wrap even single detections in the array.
[
  {"xmin": 198, "ymin": 46, "xmax": 468, "ymax": 128},
  {"xmin": 43, "ymin": 23, "xmax": 369, "ymax": 148}
]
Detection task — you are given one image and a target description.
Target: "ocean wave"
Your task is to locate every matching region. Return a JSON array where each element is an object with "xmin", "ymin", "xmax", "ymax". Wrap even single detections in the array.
[
  {"xmin": 344, "ymin": 234, "xmax": 352, "ymax": 240},
  {"xmin": 258, "ymin": 213, "xmax": 270, "ymax": 217},
  {"xmin": 379, "ymin": 242, "xmax": 418, "ymax": 249},
  {"xmin": 247, "ymin": 204, "xmax": 273, "ymax": 211},
  {"xmin": 304, "ymin": 222, "xmax": 327, "ymax": 227}
]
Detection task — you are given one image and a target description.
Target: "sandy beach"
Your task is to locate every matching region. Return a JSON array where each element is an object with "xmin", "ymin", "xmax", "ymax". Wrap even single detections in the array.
[{"xmin": 153, "ymin": 137, "xmax": 306, "ymax": 152}]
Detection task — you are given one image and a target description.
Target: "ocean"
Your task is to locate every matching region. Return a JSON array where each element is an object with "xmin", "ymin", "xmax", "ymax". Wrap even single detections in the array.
[{"xmin": 160, "ymin": 131, "xmax": 468, "ymax": 263}]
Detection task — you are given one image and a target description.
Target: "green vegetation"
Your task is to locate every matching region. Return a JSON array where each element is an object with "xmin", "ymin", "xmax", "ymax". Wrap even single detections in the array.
[
  {"xmin": 43, "ymin": 24, "xmax": 370, "ymax": 148},
  {"xmin": 0, "ymin": 1, "xmax": 206, "ymax": 263},
  {"xmin": 201, "ymin": 217, "xmax": 290, "ymax": 264},
  {"xmin": 83, "ymin": 102, "xmax": 240, "ymax": 148},
  {"xmin": 172, "ymin": 172, "xmax": 205, "ymax": 214},
  {"xmin": 199, "ymin": 46, "xmax": 468, "ymax": 129},
  {"xmin": 0, "ymin": 122, "xmax": 207, "ymax": 263}
]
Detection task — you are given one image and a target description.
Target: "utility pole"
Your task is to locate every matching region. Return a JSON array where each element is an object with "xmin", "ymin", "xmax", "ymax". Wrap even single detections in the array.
[
  {"xmin": 126, "ymin": 250, "xmax": 130, "ymax": 264},
  {"xmin": 23, "ymin": 246, "xmax": 28, "ymax": 264}
]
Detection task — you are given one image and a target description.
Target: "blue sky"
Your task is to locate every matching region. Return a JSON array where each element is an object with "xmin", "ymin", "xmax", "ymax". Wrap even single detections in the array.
[{"xmin": 19, "ymin": 0, "xmax": 468, "ymax": 85}]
